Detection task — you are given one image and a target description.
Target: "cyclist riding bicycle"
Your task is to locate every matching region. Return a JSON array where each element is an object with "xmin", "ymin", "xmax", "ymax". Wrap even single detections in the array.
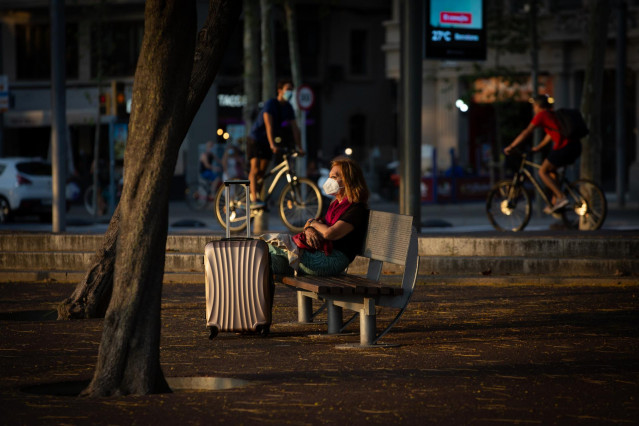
[
  {"xmin": 504, "ymin": 94, "xmax": 582, "ymax": 214},
  {"xmin": 248, "ymin": 79, "xmax": 304, "ymax": 209}
]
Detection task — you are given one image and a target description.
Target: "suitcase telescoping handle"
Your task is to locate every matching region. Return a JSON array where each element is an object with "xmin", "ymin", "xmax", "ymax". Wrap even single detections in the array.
[{"xmin": 224, "ymin": 179, "xmax": 251, "ymax": 239}]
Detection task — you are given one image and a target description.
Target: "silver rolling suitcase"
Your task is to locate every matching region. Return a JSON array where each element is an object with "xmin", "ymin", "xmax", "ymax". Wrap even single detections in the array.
[{"xmin": 204, "ymin": 180, "xmax": 273, "ymax": 339}]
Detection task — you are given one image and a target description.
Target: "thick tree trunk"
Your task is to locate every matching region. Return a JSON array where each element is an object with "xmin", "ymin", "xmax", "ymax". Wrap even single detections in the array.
[
  {"xmin": 58, "ymin": 0, "xmax": 242, "ymax": 322},
  {"xmin": 580, "ymin": 0, "xmax": 610, "ymax": 184},
  {"xmin": 57, "ymin": 206, "xmax": 119, "ymax": 319},
  {"xmin": 80, "ymin": 0, "xmax": 242, "ymax": 397}
]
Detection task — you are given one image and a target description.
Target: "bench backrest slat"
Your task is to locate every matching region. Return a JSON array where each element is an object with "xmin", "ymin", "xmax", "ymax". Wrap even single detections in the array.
[{"xmin": 362, "ymin": 211, "xmax": 414, "ymax": 266}]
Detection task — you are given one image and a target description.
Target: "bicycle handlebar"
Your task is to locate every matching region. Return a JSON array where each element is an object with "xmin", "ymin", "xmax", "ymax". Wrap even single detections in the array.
[
  {"xmin": 279, "ymin": 148, "xmax": 305, "ymax": 158},
  {"xmin": 504, "ymin": 146, "xmax": 528, "ymax": 158}
]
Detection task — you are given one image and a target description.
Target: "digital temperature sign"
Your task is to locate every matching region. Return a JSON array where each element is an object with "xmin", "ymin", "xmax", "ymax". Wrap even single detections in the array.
[{"xmin": 425, "ymin": 0, "xmax": 486, "ymax": 61}]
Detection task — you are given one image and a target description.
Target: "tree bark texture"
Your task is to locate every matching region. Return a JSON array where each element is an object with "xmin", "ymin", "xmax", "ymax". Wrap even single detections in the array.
[
  {"xmin": 57, "ymin": 206, "xmax": 119, "ymax": 320},
  {"xmin": 81, "ymin": 0, "xmax": 241, "ymax": 397},
  {"xmin": 580, "ymin": 0, "xmax": 610, "ymax": 185}
]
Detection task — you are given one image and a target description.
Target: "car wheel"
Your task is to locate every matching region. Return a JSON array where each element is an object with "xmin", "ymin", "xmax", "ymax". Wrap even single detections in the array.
[{"xmin": 0, "ymin": 197, "xmax": 12, "ymax": 224}]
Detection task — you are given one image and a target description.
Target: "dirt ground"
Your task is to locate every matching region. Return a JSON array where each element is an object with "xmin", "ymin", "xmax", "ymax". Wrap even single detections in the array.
[{"xmin": 1, "ymin": 280, "xmax": 638, "ymax": 425}]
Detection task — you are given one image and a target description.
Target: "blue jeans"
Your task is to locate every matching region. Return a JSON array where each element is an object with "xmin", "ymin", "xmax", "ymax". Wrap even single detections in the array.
[{"xmin": 201, "ymin": 170, "xmax": 219, "ymax": 182}]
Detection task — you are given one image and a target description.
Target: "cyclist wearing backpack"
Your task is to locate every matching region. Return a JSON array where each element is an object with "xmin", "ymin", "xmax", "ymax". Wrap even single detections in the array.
[
  {"xmin": 505, "ymin": 94, "xmax": 582, "ymax": 213},
  {"xmin": 247, "ymin": 79, "xmax": 304, "ymax": 209}
]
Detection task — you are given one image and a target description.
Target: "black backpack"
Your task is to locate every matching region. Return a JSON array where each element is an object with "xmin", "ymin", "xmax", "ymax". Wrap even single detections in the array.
[{"xmin": 554, "ymin": 108, "xmax": 589, "ymax": 140}]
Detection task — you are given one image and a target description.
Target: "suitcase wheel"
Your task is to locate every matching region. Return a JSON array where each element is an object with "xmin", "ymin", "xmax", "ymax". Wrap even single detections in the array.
[
  {"xmin": 208, "ymin": 326, "xmax": 219, "ymax": 340},
  {"xmin": 257, "ymin": 325, "xmax": 270, "ymax": 337}
]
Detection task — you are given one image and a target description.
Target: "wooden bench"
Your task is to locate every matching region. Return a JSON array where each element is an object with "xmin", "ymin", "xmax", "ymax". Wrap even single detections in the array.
[{"xmin": 280, "ymin": 210, "xmax": 419, "ymax": 347}]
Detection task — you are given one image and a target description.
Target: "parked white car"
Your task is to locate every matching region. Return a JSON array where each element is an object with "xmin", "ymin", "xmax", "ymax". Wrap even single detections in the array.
[{"xmin": 0, "ymin": 157, "xmax": 57, "ymax": 223}]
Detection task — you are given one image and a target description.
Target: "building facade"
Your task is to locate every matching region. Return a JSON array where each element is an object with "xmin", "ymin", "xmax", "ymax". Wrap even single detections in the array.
[
  {"xmin": 1, "ymin": 0, "xmax": 637, "ymax": 201},
  {"xmin": 0, "ymin": 0, "xmax": 394, "ymax": 197},
  {"xmin": 384, "ymin": 0, "xmax": 639, "ymax": 197}
]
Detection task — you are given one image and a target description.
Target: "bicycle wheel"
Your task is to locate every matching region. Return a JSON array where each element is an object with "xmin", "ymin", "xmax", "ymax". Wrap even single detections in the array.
[
  {"xmin": 486, "ymin": 180, "xmax": 532, "ymax": 232},
  {"xmin": 214, "ymin": 182, "xmax": 249, "ymax": 232},
  {"xmin": 279, "ymin": 177, "xmax": 322, "ymax": 232},
  {"xmin": 561, "ymin": 179, "xmax": 607, "ymax": 230},
  {"xmin": 185, "ymin": 184, "xmax": 209, "ymax": 211}
]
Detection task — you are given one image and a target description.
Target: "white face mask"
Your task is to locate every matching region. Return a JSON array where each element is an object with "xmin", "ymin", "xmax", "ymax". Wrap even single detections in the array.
[
  {"xmin": 283, "ymin": 90, "xmax": 294, "ymax": 102},
  {"xmin": 322, "ymin": 177, "xmax": 342, "ymax": 196}
]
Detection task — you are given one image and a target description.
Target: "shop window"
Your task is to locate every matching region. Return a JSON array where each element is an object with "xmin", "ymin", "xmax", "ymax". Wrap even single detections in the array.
[
  {"xmin": 15, "ymin": 23, "xmax": 79, "ymax": 80},
  {"xmin": 91, "ymin": 20, "xmax": 143, "ymax": 78}
]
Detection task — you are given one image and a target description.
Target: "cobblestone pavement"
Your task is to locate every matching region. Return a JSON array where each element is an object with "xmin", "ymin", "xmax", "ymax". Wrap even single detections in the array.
[{"xmin": 1, "ymin": 281, "xmax": 638, "ymax": 425}]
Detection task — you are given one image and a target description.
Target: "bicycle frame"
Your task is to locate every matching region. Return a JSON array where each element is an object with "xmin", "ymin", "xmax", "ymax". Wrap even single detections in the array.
[
  {"xmin": 509, "ymin": 154, "xmax": 553, "ymax": 207},
  {"xmin": 260, "ymin": 152, "xmax": 298, "ymax": 202}
]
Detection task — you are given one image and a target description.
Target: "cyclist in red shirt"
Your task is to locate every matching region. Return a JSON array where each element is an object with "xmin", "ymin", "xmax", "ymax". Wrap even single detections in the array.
[{"xmin": 504, "ymin": 95, "xmax": 581, "ymax": 213}]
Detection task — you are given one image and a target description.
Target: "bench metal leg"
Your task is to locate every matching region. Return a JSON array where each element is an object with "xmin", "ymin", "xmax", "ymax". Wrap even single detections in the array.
[
  {"xmin": 327, "ymin": 301, "xmax": 343, "ymax": 334},
  {"xmin": 360, "ymin": 298, "xmax": 376, "ymax": 346},
  {"xmin": 297, "ymin": 292, "xmax": 313, "ymax": 323}
]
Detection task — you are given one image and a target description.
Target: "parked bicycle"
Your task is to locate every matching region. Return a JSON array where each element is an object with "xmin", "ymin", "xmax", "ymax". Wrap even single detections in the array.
[
  {"xmin": 486, "ymin": 149, "xmax": 607, "ymax": 231},
  {"xmin": 214, "ymin": 150, "xmax": 322, "ymax": 233},
  {"xmin": 185, "ymin": 176, "xmax": 220, "ymax": 211},
  {"xmin": 84, "ymin": 177, "xmax": 123, "ymax": 216}
]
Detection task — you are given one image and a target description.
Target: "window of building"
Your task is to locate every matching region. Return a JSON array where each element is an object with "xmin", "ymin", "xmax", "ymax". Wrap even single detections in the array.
[
  {"xmin": 15, "ymin": 23, "xmax": 79, "ymax": 80},
  {"xmin": 91, "ymin": 20, "xmax": 143, "ymax": 78},
  {"xmin": 349, "ymin": 29, "xmax": 368, "ymax": 77}
]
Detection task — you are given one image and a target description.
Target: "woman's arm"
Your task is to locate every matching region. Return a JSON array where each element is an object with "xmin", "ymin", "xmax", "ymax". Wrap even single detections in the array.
[{"xmin": 307, "ymin": 219, "xmax": 354, "ymax": 241}]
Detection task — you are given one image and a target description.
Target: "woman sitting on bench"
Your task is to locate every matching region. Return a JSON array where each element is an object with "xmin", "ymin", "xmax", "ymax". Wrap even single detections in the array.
[{"xmin": 267, "ymin": 156, "xmax": 369, "ymax": 276}]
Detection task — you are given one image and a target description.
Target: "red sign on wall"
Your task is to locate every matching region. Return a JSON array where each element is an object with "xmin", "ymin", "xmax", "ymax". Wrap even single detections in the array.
[{"xmin": 440, "ymin": 12, "xmax": 472, "ymax": 25}]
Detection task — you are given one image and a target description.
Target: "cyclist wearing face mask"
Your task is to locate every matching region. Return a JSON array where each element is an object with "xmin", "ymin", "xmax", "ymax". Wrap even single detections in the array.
[
  {"xmin": 267, "ymin": 156, "xmax": 370, "ymax": 277},
  {"xmin": 248, "ymin": 79, "xmax": 304, "ymax": 208}
]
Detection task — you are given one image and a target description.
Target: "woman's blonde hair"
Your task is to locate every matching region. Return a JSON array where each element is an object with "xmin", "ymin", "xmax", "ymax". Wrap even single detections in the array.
[{"xmin": 330, "ymin": 156, "xmax": 369, "ymax": 204}]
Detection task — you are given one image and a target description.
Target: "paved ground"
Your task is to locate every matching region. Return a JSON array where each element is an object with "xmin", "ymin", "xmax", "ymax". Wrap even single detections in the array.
[{"xmin": 1, "ymin": 280, "xmax": 638, "ymax": 424}]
